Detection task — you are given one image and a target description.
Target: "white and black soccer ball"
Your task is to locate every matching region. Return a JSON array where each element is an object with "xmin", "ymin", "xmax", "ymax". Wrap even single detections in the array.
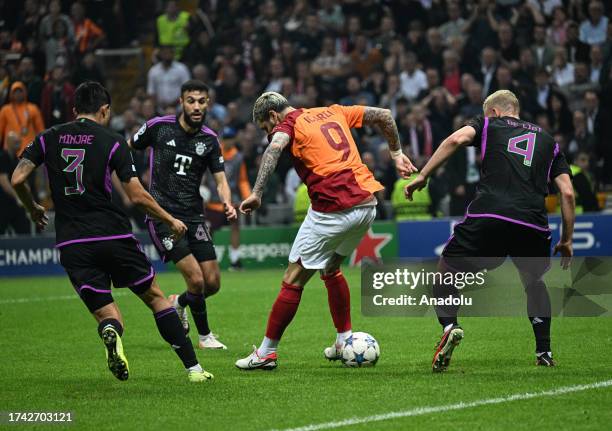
[{"xmin": 341, "ymin": 332, "xmax": 380, "ymax": 367}]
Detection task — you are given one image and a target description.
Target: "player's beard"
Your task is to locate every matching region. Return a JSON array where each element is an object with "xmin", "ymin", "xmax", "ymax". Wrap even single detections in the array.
[{"xmin": 184, "ymin": 110, "xmax": 206, "ymax": 129}]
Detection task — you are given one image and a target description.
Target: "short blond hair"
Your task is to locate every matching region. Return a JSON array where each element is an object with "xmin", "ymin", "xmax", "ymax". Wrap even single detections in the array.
[
  {"xmin": 252, "ymin": 91, "xmax": 289, "ymax": 123},
  {"xmin": 483, "ymin": 90, "xmax": 520, "ymax": 115}
]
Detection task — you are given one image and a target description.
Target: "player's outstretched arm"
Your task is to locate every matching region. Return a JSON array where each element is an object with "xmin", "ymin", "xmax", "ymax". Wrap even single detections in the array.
[
  {"xmin": 11, "ymin": 158, "xmax": 48, "ymax": 230},
  {"xmin": 212, "ymin": 171, "xmax": 237, "ymax": 220},
  {"xmin": 121, "ymin": 177, "xmax": 187, "ymax": 239},
  {"xmin": 553, "ymin": 173, "xmax": 575, "ymax": 269},
  {"xmin": 405, "ymin": 125, "xmax": 476, "ymax": 201},
  {"xmin": 362, "ymin": 107, "xmax": 417, "ymax": 178},
  {"xmin": 239, "ymin": 131, "xmax": 291, "ymax": 214}
]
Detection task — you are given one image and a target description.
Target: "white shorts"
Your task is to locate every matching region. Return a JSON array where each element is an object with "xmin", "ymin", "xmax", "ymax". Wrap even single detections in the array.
[{"xmin": 289, "ymin": 204, "xmax": 377, "ymax": 270}]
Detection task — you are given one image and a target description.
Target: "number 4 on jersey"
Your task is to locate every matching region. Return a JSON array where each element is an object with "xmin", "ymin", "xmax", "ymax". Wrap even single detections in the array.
[{"xmin": 507, "ymin": 132, "xmax": 536, "ymax": 166}]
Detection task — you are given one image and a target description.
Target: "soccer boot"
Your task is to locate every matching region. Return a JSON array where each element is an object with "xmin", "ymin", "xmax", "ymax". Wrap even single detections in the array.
[
  {"xmin": 187, "ymin": 368, "xmax": 214, "ymax": 382},
  {"xmin": 323, "ymin": 343, "xmax": 343, "ymax": 361},
  {"xmin": 235, "ymin": 346, "xmax": 278, "ymax": 370},
  {"xmin": 432, "ymin": 324, "xmax": 464, "ymax": 372},
  {"xmin": 198, "ymin": 333, "xmax": 227, "ymax": 350},
  {"xmin": 535, "ymin": 352, "xmax": 556, "ymax": 367},
  {"xmin": 102, "ymin": 327, "xmax": 129, "ymax": 381},
  {"xmin": 168, "ymin": 294, "xmax": 189, "ymax": 334}
]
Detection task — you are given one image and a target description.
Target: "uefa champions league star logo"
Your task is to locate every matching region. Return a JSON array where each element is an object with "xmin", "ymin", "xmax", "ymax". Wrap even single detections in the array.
[
  {"xmin": 162, "ymin": 237, "xmax": 174, "ymax": 251},
  {"xmin": 195, "ymin": 142, "xmax": 206, "ymax": 156}
]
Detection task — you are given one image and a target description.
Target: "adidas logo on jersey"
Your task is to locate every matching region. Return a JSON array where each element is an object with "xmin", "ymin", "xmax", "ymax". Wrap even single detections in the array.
[{"xmin": 166, "ymin": 139, "xmax": 176, "ymax": 147}]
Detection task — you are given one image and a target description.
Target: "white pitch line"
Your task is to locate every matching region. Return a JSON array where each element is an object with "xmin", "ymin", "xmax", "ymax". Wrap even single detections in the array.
[
  {"xmin": 0, "ymin": 291, "xmax": 129, "ymax": 305},
  {"xmin": 274, "ymin": 380, "xmax": 612, "ymax": 431}
]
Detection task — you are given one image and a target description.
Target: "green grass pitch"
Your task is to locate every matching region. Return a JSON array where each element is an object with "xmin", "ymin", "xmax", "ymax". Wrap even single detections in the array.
[{"xmin": 1, "ymin": 268, "xmax": 611, "ymax": 430}]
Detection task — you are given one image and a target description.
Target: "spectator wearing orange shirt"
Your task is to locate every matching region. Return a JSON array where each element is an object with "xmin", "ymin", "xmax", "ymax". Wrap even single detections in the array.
[
  {"xmin": 71, "ymin": 2, "xmax": 105, "ymax": 56},
  {"xmin": 0, "ymin": 81, "xmax": 44, "ymax": 154}
]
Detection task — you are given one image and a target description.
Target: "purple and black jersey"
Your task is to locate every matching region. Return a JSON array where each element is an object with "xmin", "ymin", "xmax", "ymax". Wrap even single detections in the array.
[
  {"xmin": 21, "ymin": 118, "xmax": 137, "ymax": 247},
  {"xmin": 131, "ymin": 115, "xmax": 224, "ymax": 221},
  {"xmin": 465, "ymin": 116, "xmax": 571, "ymax": 230}
]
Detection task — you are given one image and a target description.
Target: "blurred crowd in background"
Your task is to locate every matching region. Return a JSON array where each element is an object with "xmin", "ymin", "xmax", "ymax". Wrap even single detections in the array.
[{"xmin": 1, "ymin": 0, "xmax": 611, "ymax": 235}]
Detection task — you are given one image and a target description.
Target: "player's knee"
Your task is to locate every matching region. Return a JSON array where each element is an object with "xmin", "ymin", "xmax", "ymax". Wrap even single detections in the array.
[
  {"xmin": 187, "ymin": 275, "xmax": 205, "ymax": 293},
  {"xmin": 204, "ymin": 273, "xmax": 220, "ymax": 296}
]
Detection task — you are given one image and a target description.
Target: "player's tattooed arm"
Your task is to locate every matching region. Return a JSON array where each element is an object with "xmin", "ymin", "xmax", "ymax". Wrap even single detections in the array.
[
  {"xmin": 252, "ymin": 131, "xmax": 291, "ymax": 198},
  {"xmin": 239, "ymin": 131, "xmax": 290, "ymax": 214},
  {"xmin": 363, "ymin": 107, "xmax": 417, "ymax": 179},
  {"xmin": 362, "ymin": 107, "xmax": 402, "ymax": 153},
  {"xmin": 11, "ymin": 158, "xmax": 48, "ymax": 229}
]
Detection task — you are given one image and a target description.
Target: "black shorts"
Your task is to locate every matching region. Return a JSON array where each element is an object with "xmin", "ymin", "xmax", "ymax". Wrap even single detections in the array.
[
  {"xmin": 59, "ymin": 237, "xmax": 155, "ymax": 313},
  {"xmin": 442, "ymin": 216, "xmax": 552, "ymax": 276},
  {"xmin": 147, "ymin": 216, "xmax": 216, "ymax": 264}
]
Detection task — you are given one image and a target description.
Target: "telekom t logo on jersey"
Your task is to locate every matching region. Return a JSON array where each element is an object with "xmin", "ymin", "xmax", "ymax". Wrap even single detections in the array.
[
  {"xmin": 174, "ymin": 154, "xmax": 192, "ymax": 175},
  {"xmin": 507, "ymin": 132, "xmax": 536, "ymax": 166}
]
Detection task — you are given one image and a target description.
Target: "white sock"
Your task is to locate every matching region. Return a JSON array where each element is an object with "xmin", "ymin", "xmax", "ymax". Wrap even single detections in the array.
[
  {"xmin": 187, "ymin": 363, "xmax": 203, "ymax": 372},
  {"xmin": 443, "ymin": 324, "xmax": 454, "ymax": 333},
  {"xmin": 258, "ymin": 336, "xmax": 279, "ymax": 356},
  {"xmin": 229, "ymin": 247, "xmax": 241, "ymax": 264},
  {"xmin": 336, "ymin": 330, "xmax": 352, "ymax": 347},
  {"xmin": 198, "ymin": 332, "xmax": 212, "ymax": 342}
]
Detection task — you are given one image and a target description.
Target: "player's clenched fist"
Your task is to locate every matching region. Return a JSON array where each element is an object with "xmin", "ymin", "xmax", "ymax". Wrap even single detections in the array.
[
  {"xmin": 168, "ymin": 218, "xmax": 187, "ymax": 240},
  {"xmin": 239, "ymin": 194, "xmax": 261, "ymax": 214}
]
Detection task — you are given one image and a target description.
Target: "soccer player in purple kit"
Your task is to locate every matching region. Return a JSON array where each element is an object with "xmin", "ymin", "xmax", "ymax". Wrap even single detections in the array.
[
  {"xmin": 406, "ymin": 90, "xmax": 575, "ymax": 371},
  {"xmin": 129, "ymin": 80, "xmax": 237, "ymax": 350},
  {"xmin": 11, "ymin": 81, "xmax": 213, "ymax": 382}
]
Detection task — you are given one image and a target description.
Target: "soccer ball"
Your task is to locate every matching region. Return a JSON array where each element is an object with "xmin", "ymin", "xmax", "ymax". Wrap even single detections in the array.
[{"xmin": 341, "ymin": 332, "xmax": 380, "ymax": 367}]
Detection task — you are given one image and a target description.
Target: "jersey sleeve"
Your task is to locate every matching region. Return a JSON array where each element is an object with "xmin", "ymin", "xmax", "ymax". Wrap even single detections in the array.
[
  {"xmin": 20, "ymin": 134, "xmax": 46, "ymax": 166},
  {"xmin": 331, "ymin": 104, "xmax": 365, "ymax": 128},
  {"xmin": 111, "ymin": 140, "xmax": 138, "ymax": 182},
  {"xmin": 549, "ymin": 148, "xmax": 571, "ymax": 180},
  {"xmin": 131, "ymin": 121, "xmax": 154, "ymax": 150},
  {"xmin": 208, "ymin": 139, "xmax": 225, "ymax": 174},
  {"xmin": 465, "ymin": 116, "xmax": 485, "ymax": 146}
]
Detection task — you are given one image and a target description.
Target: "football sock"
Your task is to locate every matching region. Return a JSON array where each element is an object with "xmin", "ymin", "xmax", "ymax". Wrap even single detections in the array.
[
  {"xmin": 258, "ymin": 336, "xmax": 279, "ymax": 356},
  {"xmin": 97, "ymin": 318, "xmax": 123, "ymax": 338},
  {"xmin": 177, "ymin": 291, "xmax": 188, "ymax": 308},
  {"xmin": 264, "ymin": 281, "xmax": 304, "ymax": 342},
  {"xmin": 336, "ymin": 330, "xmax": 352, "ymax": 347},
  {"xmin": 433, "ymin": 281, "xmax": 459, "ymax": 329},
  {"xmin": 524, "ymin": 278, "xmax": 552, "ymax": 353},
  {"xmin": 182, "ymin": 291, "xmax": 211, "ymax": 336},
  {"xmin": 443, "ymin": 323, "xmax": 454, "ymax": 333},
  {"xmin": 229, "ymin": 247, "xmax": 241, "ymax": 264},
  {"xmin": 322, "ymin": 270, "xmax": 352, "ymax": 333},
  {"xmin": 153, "ymin": 307, "xmax": 198, "ymax": 368},
  {"xmin": 188, "ymin": 363, "xmax": 203, "ymax": 372},
  {"xmin": 530, "ymin": 316, "xmax": 551, "ymax": 353}
]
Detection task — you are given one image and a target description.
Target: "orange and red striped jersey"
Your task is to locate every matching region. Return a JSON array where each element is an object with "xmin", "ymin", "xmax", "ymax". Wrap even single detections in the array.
[{"xmin": 272, "ymin": 105, "xmax": 383, "ymax": 212}]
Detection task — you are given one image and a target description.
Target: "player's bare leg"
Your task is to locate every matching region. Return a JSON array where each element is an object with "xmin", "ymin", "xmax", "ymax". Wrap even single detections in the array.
[
  {"xmin": 93, "ymin": 302, "xmax": 129, "ymax": 381},
  {"xmin": 235, "ymin": 262, "xmax": 316, "ymax": 370},
  {"xmin": 321, "ymin": 253, "xmax": 353, "ymax": 361},
  {"xmin": 138, "ymin": 280, "xmax": 213, "ymax": 382}
]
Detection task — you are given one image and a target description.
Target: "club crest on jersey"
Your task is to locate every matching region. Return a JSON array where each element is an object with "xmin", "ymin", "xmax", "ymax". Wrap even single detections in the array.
[
  {"xmin": 195, "ymin": 142, "xmax": 206, "ymax": 155},
  {"xmin": 162, "ymin": 237, "xmax": 174, "ymax": 251}
]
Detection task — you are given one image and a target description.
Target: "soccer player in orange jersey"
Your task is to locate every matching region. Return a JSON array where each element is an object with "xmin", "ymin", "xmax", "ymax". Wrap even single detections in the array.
[{"xmin": 235, "ymin": 92, "xmax": 416, "ymax": 370}]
